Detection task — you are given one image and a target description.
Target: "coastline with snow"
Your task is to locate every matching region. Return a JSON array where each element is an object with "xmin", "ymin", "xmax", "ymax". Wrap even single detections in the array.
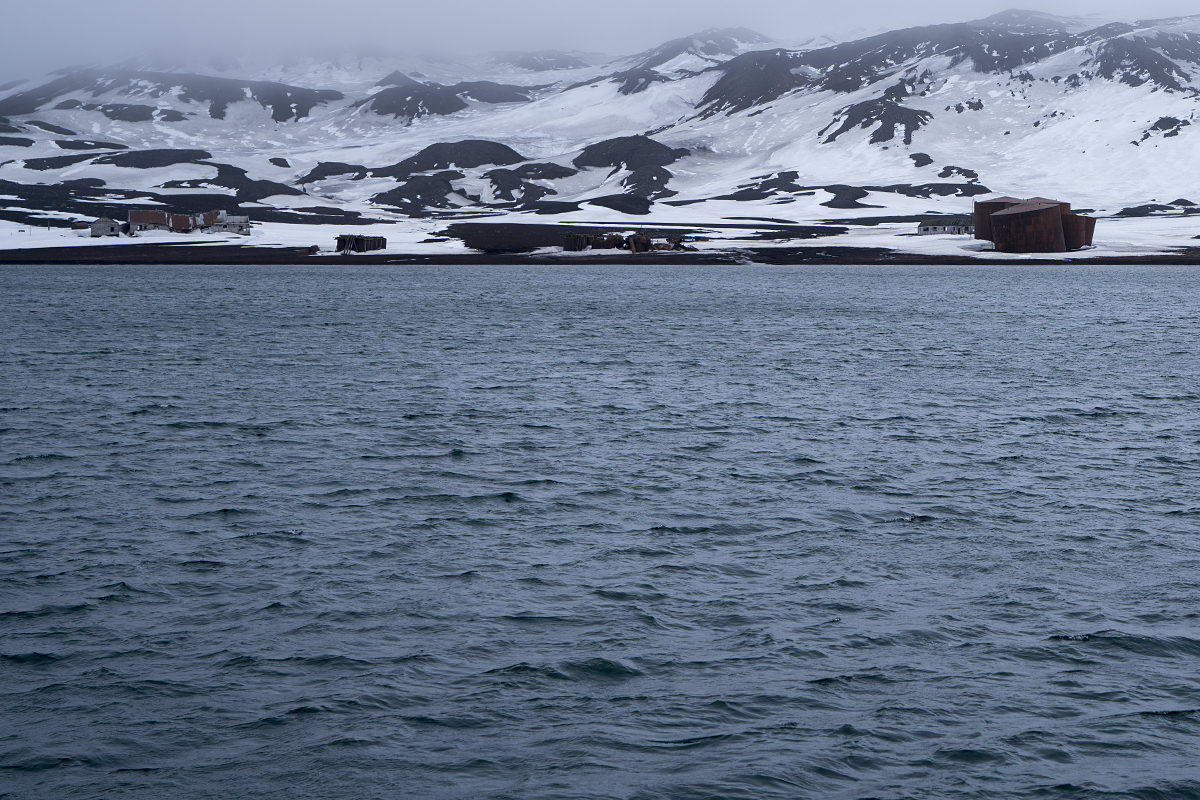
[{"xmin": 2, "ymin": 212, "xmax": 1198, "ymax": 265}]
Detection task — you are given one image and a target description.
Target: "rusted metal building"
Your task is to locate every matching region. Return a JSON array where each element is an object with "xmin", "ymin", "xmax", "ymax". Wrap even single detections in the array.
[
  {"xmin": 990, "ymin": 203, "xmax": 1067, "ymax": 253},
  {"xmin": 973, "ymin": 197, "xmax": 1022, "ymax": 242},
  {"xmin": 336, "ymin": 235, "xmax": 387, "ymax": 253},
  {"xmin": 129, "ymin": 209, "xmax": 171, "ymax": 234},
  {"xmin": 129, "ymin": 209, "xmax": 252, "ymax": 235},
  {"xmin": 974, "ymin": 195, "xmax": 1096, "ymax": 253}
]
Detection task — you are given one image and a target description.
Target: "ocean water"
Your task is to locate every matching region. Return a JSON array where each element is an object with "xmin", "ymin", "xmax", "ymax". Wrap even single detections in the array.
[{"xmin": 2, "ymin": 263, "xmax": 1200, "ymax": 800}]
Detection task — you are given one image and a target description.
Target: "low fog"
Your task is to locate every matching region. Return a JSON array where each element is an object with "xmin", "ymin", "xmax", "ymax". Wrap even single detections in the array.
[{"xmin": 3, "ymin": 0, "xmax": 1200, "ymax": 78}]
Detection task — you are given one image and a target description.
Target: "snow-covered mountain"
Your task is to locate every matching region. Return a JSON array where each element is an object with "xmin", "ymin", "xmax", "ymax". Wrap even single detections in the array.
[{"xmin": 3, "ymin": 10, "xmax": 1200, "ymax": 241}]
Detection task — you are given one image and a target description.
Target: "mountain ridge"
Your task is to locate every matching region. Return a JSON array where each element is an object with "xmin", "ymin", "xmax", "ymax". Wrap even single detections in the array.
[{"xmin": 2, "ymin": 11, "xmax": 1200, "ymax": 236}]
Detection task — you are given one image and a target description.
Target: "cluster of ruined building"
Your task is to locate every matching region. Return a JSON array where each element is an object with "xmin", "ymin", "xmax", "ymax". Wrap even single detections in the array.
[
  {"xmin": 974, "ymin": 197, "xmax": 1095, "ymax": 253},
  {"xmin": 80, "ymin": 210, "xmax": 251, "ymax": 238},
  {"xmin": 564, "ymin": 232, "xmax": 698, "ymax": 253}
]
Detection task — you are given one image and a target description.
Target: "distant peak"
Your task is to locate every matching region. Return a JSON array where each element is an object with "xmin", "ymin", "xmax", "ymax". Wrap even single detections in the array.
[{"xmin": 973, "ymin": 8, "xmax": 1095, "ymax": 33}]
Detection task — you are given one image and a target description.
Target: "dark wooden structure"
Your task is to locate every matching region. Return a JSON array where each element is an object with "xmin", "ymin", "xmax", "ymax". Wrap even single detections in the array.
[
  {"xmin": 974, "ymin": 195, "xmax": 1096, "ymax": 253},
  {"xmin": 336, "ymin": 235, "xmax": 387, "ymax": 253}
]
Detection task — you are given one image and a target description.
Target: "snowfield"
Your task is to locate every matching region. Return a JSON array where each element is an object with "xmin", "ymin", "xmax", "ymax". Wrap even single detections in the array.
[{"xmin": 2, "ymin": 11, "xmax": 1200, "ymax": 260}]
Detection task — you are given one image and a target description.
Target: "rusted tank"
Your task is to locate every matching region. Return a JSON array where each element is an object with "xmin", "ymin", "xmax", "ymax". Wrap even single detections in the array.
[
  {"xmin": 627, "ymin": 233, "xmax": 653, "ymax": 254},
  {"xmin": 563, "ymin": 233, "xmax": 591, "ymax": 252},
  {"xmin": 1063, "ymin": 214, "xmax": 1097, "ymax": 250},
  {"xmin": 1025, "ymin": 197, "xmax": 1073, "ymax": 221},
  {"xmin": 990, "ymin": 202, "xmax": 1067, "ymax": 253},
  {"xmin": 974, "ymin": 196, "xmax": 1023, "ymax": 241}
]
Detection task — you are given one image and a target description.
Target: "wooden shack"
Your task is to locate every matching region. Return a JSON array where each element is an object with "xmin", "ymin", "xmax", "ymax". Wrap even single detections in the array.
[{"xmin": 336, "ymin": 235, "xmax": 387, "ymax": 253}]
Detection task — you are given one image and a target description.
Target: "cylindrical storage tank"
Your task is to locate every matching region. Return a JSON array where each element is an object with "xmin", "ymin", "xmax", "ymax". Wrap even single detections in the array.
[
  {"xmin": 990, "ymin": 202, "xmax": 1067, "ymax": 253},
  {"xmin": 1026, "ymin": 197, "xmax": 1072, "ymax": 219},
  {"xmin": 974, "ymin": 197, "xmax": 1023, "ymax": 241},
  {"xmin": 1063, "ymin": 214, "xmax": 1096, "ymax": 250}
]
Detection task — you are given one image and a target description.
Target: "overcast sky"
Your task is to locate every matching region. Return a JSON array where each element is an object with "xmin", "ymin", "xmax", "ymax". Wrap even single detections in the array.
[{"xmin": 3, "ymin": 0, "xmax": 1200, "ymax": 80}]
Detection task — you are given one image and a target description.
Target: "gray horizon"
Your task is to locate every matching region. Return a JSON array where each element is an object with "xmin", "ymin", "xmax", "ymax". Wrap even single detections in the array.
[{"xmin": 2, "ymin": 0, "xmax": 1199, "ymax": 81}]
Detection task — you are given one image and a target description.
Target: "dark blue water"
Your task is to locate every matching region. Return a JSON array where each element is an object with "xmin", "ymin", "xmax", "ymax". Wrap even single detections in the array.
[{"xmin": 3, "ymin": 263, "xmax": 1200, "ymax": 800}]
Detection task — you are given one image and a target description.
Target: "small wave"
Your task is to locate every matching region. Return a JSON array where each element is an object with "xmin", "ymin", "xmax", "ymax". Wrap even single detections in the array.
[
  {"xmin": 1048, "ymin": 631, "xmax": 1200, "ymax": 659},
  {"xmin": 0, "ymin": 602, "xmax": 93, "ymax": 619},
  {"xmin": 5, "ymin": 452, "xmax": 73, "ymax": 464},
  {"xmin": 182, "ymin": 508, "xmax": 261, "ymax": 519},
  {"xmin": 560, "ymin": 657, "xmax": 643, "ymax": 681},
  {"xmin": 0, "ymin": 652, "xmax": 59, "ymax": 665}
]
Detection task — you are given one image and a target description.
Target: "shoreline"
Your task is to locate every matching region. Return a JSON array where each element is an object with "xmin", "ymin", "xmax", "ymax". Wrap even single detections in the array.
[{"xmin": 4, "ymin": 242, "xmax": 1200, "ymax": 266}]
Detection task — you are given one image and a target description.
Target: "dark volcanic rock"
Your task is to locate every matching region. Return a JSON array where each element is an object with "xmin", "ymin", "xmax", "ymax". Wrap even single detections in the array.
[
  {"xmin": 27, "ymin": 120, "xmax": 77, "ymax": 135},
  {"xmin": 820, "ymin": 186, "xmax": 882, "ymax": 209},
  {"xmin": 60, "ymin": 178, "xmax": 106, "ymax": 188},
  {"xmin": 1090, "ymin": 35, "xmax": 1192, "ymax": 91},
  {"xmin": 360, "ymin": 84, "xmax": 468, "ymax": 118},
  {"xmin": 484, "ymin": 170, "xmax": 556, "ymax": 203},
  {"xmin": 633, "ymin": 28, "xmax": 768, "ymax": 71},
  {"xmin": 938, "ymin": 165, "xmax": 979, "ymax": 180},
  {"xmin": 359, "ymin": 80, "xmax": 531, "ymax": 120},
  {"xmin": 0, "ymin": 69, "xmax": 343, "ymax": 122},
  {"xmin": 586, "ymin": 194, "xmax": 653, "ymax": 215},
  {"xmin": 623, "ymin": 166, "xmax": 677, "ymax": 199},
  {"xmin": 55, "ymin": 139, "xmax": 128, "ymax": 151},
  {"xmin": 374, "ymin": 140, "xmax": 526, "ymax": 179},
  {"xmin": 820, "ymin": 97, "xmax": 934, "ymax": 145},
  {"xmin": 156, "ymin": 109, "xmax": 188, "ymax": 122},
  {"xmin": 483, "ymin": 162, "xmax": 577, "ymax": 203},
  {"xmin": 715, "ymin": 171, "xmax": 808, "ymax": 201},
  {"xmin": 0, "ymin": 136, "xmax": 34, "ymax": 147},
  {"xmin": 0, "ymin": 74, "xmax": 90, "ymax": 116},
  {"xmin": 610, "ymin": 69, "xmax": 672, "ymax": 96},
  {"xmin": 371, "ymin": 172, "xmax": 466, "ymax": 215},
  {"xmin": 269, "ymin": 157, "xmax": 291, "ymax": 168},
  {"xmin": 1140, "ymin": 116, "xmax": 1191, "ymax": 141},
  {"xmin": 454, "ymin": 81, "xmax": 534, "ymax": 104},
  {"xmin": 161, "ymin": 163, "xmax": 304, "ymax": 203},
  {"xmin": 699, "ymin": 49, "xmax": 812, "ymax": 115},
  {"xmin": 297, "ymin": 162, "xmax": 369, "ymax": 184},
  {"xmin": 24, "ymin": 152, "xmax": 106, "ymax": 170},
  {"xmin": 501, "ymin": 162, "xmax": 577, "ymax": 181},
  {"xmin": 100, "ymin": 104, "xmax": 156, "ymax": 122},
  {"xmin": 95, "ymin": 149, "xmax": 213, "ymax": 168},
  {"xmin": 495, "ymin": 51, "xmax": 590, "ymax": 71},
  {"xmin": 377, "ymin": 71, "xmax": 422, "ymax": 87},
  {"xmin": 910, "ymin": 153, "xmax": 935, "ymax": 167},
  {"xmin": 573, "ymin": 136, "xmax": 689, "ymax": 171},
  {"xmin": 54, "ymin": 99, "xmax": 82, "ymax": 110}
]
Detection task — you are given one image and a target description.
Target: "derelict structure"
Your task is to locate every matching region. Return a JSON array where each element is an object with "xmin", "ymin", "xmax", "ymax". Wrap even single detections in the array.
[{"xmin": 974, "ymin": 197, "xmax": 1096, "ymax": 253}]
